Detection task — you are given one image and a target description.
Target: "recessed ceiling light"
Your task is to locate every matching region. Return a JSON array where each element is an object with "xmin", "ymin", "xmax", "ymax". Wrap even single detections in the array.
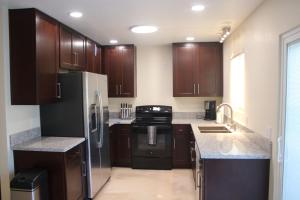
[
  {"xmin": 110, "ymin": 40, "xmax": 118, "ymax": 44},
  {"xmin": 130, "ymin": 25, "xmax": 158, "ymax": 34},
  {"xmin": 186, "ymin": 37, "xmax": 195, "ymax": 41},
  {"xmin": 69, "ymin": 11, "xmax": 83, "ymax": 18},
  {"xmin": 191, "ymin": 4, "xmax": 205, "ymax": 12}
]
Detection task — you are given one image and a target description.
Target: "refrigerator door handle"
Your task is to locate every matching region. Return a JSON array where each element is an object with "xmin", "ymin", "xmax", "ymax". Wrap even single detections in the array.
[
  {"xmin": 91, "ymin": 104, "xmax": 98, "ymax": 133},
  {"xmin": 97, "ymin": 92, "xmax": 104, "ymax": 148}
]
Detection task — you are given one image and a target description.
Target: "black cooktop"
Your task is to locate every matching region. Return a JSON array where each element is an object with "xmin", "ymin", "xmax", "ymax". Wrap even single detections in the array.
[{"xmin": 132, "ymin": 105, "xmax": 172, "ymax": 125}]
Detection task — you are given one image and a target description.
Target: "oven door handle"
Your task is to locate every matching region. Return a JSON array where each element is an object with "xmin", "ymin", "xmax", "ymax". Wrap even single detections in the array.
[{"xmin": 131, "ymin": 125, "xmax": 172, "ymax": 129}]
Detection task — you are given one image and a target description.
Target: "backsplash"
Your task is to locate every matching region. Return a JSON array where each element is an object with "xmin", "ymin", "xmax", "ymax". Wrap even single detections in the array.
[
  {"xmin": 108, "ymin": 97, "xmax": 223, "ymax": 113},
  {"xmin": 109, "ymin": 111, "xmax": 205, "ymax": 119},
  {"xmin": 10, "ymin": 127, "xmax": 41, "ymax": 147}
]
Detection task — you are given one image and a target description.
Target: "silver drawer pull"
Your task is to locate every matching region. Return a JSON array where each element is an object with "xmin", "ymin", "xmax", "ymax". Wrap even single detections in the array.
[
  {"xmin": 57, "ymin": 83, "xmax": 61, "ymax": 99},
  {"xmin": 173, "ymin": 138, "xmax": 176, "ymax": 149}
]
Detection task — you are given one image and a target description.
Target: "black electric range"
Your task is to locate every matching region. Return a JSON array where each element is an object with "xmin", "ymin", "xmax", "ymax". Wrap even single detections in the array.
[{"xmin": 131, "ymin": 105, "xmax": 172, "ymax": 169}]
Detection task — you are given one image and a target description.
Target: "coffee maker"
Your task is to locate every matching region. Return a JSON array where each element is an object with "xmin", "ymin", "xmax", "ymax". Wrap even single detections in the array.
[{"xmin": 204, "ymin": 101, "xmax": 216, "ymax": 120}]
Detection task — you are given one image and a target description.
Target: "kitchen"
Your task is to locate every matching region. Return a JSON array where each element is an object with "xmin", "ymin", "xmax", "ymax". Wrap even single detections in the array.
[{"xmin": 0, "ymin": 0, "xmax": 300, "ymax": 200}]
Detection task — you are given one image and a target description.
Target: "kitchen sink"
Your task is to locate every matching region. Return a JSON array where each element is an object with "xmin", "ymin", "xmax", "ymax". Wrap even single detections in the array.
[{"xmin": 198, "ymin": 126, "xmax": 232, "ymax": 133}]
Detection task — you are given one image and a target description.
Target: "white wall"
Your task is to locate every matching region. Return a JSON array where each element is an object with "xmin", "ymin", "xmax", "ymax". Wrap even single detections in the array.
[
  {"xmin": 109, "ymin": 45, "xmax": 222, "ymax": 112},
  {"xmin": 0, "ymin": 6, "xmax": 41, "ymax": 199},
  {"xmin": 223, "ymin": 0, "xmax": 300, "ymax": 199}
]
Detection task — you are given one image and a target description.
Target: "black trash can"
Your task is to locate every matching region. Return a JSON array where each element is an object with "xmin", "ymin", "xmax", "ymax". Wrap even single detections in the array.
[{"xmin": 10, "ymin": 169, "xmax": 48, "ymax": 200}]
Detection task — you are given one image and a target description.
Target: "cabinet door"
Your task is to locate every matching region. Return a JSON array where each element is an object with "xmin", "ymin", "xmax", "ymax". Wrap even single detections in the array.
[
  {"xmin": 35, "ymin": 13, "xmax": 59, "ymax": 104},
  {"xmin": 10, "ymin": 9, "xmax": 59, "ymax": 104},
  {"xmin": 65, "ymin": 145, "xmax": 85, "ymax": 200},
  {"xmin": 104, "ymin": 47, "xmax": 122, "ymax": 97},
  {"xmin": 72, "ymin": 32, "xmax": 86, "ymax": 70},
  {"xmin": 86, "ymin": 39, "xmax": 96, "ymax": 72},
  {"xmin": 173, "ymin": 44, "xmax": 197, "ymax": 97},
  {"xmin": 13, "ymin": 151, "xmax": 67, "ymax": 200},
  {"xmin": 114, "ymin": 125, "xmax": 131, "ymax": 166},
  {"xmin": 172, "ymin": 125, "xmax": 191, "ymax": 168},
  {"xmin": 60, "ymin": 26, "xmax": 73, "ymax": 69},
  {"xmin": 120, "ymin": 46, "xmax": 135, "ymax": 97},
  {"xmin": 197, "ymin": 43, "xmax": 223, "ymax": 96},
  {"xmin": 109, "ymin": 126, "xmax": 116, "ymax": 166},
  {"xmin": 95, "ymin": 46, "xmax": 102, "ymax": 74}
]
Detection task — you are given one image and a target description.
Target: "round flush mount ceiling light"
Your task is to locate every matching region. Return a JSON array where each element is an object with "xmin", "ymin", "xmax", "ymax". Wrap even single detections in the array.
[
  {"xmin": 130, "ymin": 25, "xmax": 158, "ymax": 34},
  {"xmin": 69, "ymin": 11, "xmax": 83, "ymax": 18},
  {"xmin": 191, "ymin": 4, "xmax": 205, "ymax": 12},
  {"xmin": 110, "ymin": 40, "xmax": 118, "ymax": 44},
  {"xmin": 186, "ymin": 37, "xmax": 195, "ymax": 41}
]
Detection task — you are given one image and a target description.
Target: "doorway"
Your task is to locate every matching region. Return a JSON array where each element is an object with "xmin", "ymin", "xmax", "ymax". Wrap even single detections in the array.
[{"xmin": 278, "ymin": 26, "xmax": 300, "ymax": 200}]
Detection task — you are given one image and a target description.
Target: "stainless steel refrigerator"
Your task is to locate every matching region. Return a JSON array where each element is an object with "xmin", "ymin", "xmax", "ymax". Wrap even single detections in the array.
[{"xmin": 40, "ymin": 72, "xmax": 111, "ymax": 198}]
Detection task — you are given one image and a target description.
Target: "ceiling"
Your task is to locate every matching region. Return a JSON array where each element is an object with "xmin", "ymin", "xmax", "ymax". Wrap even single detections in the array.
[{"xmin": 1, "ymin": 0, "xmax": 264, "ymax": 45}]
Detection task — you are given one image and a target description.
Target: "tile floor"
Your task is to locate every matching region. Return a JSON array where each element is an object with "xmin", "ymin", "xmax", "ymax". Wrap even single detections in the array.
[{"xmin": 95, "ymin": 167, "xmax": 196, "ymax": 200}]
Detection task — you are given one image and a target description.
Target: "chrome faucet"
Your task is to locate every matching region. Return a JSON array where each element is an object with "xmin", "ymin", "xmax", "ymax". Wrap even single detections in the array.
[{"xmin": 216, "ymin": 103, "xmax": 235, "ymax": 130}]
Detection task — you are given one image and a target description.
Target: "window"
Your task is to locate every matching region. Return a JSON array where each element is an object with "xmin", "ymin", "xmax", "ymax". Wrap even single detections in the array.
[{"xmin": 230, "ymin": 53, "xmax": 245, "ymax": 112}]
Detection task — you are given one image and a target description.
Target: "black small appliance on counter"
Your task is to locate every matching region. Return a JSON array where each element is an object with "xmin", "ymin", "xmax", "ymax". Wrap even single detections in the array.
[
  {"xmin": 131, "ymin": 105, "xmax": 172, "ymax": 170},
  {"xmin": 204, "ymin": 101, "xmax": 216, "ymax": 120}
]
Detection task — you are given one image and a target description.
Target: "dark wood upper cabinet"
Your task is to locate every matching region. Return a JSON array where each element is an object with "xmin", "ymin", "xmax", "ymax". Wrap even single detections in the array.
[
  {"xmin": 120, "ymin": 46, "xmax": 135, "ymax": 97},
  {"xmin": 95, "ymin": 45, "xmax": 102, "ymax": 74},
  {"xmin": 59, "ymin": 27, "xmax": 73, "ymax": 69},
  {"xmin": 86, "ymin": 39, "xmax": 96, "ymax": 72},
  {"xmin": 173, "ymin": 43, "xmax": 223, "ymax": 97},
  {"xmin": 72, "ymin": 32, "xmax": 86, "ymax": 70},
  {"xmin": 197, "ymin": 43, "xmax": 223, "ymax": 96},
  {"xmin": 86, "ymin": 39, "xmax": 102, "ymax": 74},
  {"xmin": 173, "ymin": 44, "xmax": 198, "ymax": 97},
  {"xmin": 9, "ymin": 8, "xmax": 59, "ymax": 105},
  {"xmin": 59, "ymin": 26, "xmax": 86, "ymax": 71},
  {"xmin": 103, "ymin": 45, "xmax": 136, "ymax": 97}
]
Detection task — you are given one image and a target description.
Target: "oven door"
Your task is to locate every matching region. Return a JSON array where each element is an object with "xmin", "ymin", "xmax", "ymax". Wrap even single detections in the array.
[{"xmin": 131, "ymin": 124, "xmax": 172, "ymax": 157}]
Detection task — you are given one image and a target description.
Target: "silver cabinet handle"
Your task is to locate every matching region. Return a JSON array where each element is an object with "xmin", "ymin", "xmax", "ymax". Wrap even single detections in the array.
[
  {"xmin": 193, "ymin": 83, "xmax": 196, "ymax": 95},
  {"xmin": 197, "ymin": 171, "xmax": 201, "ymax": 188},
  {"xmin": 198, "ymin": 83, "xmax": 200, "ymax": 95},
  {"xmin": 72, "ymin": 52, "xmax": 76, "ymax": 65},
  {"xmin": 116, "ymin": 85, "xmax": 118, "ymax": 95},
  {"xmin": 190, "ymin": 147, "xmax": 195, "ymax": 161},
  {"xmin": 128, "ymin": 138, "xmax": 130, "ymax": 149},
  {"xmin": 173, "ymin": 138, "xmax": 176, "ymax": 149},
  {"xmin": 120, "ymin": 85, "xmax": 122, "ymax": 95},
  {"xmin": 74, "ymin": 52, "xmax": 76, "ymax": 65},
  {"xmin": 82, "ymin": 161, "xmax": 86, "ymax": 177},
  {"xmin": 76, "ymin": 53, "xmax": 78, "ymax": 65},
  {"xmin": 74, "ymin": 52, "xmax": 77, "ymax": 65},
  {"xmin": 57, "ymin": 83, "xmax": 61, "ymax": 99}
]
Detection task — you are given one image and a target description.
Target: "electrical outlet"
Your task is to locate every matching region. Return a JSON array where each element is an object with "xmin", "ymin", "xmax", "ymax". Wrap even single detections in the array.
[{"xmin": 266, "ymin": 127, "xmax": 272, "ymax": 139}]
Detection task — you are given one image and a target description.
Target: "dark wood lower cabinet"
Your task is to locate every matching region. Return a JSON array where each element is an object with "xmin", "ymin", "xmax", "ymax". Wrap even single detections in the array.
[
  {"xmin": 200, "ymin": 159, "xmax": 270, "ymax": 200},
  {"xmin": 110, "ymin": 124, "xmax": 132, "ymax": 167},
  {"xmin": 172, "ymin": 124, "xmax": 193, "ymax": 168},
  {"xmin": 13, "ymin": 144, "xmax": 85, "ymax": 200}
]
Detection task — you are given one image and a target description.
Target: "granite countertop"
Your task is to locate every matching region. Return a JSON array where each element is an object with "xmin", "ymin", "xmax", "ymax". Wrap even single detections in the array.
[
  {"xmin": 173, "ymin": 118, "xmax": 271, "ymax": 159},
  {"xmin": 12, "ymin": 137, "xmax": 85, "ymax": 152},
  {"xmin": 109, "ymin": 117, "xmax": 271, "ymax": 159},
  {"xmin": 109, "ymin": 118, "xmax": 135, "ymax": 127},
  {"xmin": 191, "ymin": 123, "xmax": 271, "ymax": 159}
]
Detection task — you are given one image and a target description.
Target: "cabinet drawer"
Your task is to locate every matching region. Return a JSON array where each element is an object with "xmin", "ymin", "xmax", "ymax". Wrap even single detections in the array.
[{"xmin": 173, "ymin": 124, "xmax": 190, "ymax": 135}]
